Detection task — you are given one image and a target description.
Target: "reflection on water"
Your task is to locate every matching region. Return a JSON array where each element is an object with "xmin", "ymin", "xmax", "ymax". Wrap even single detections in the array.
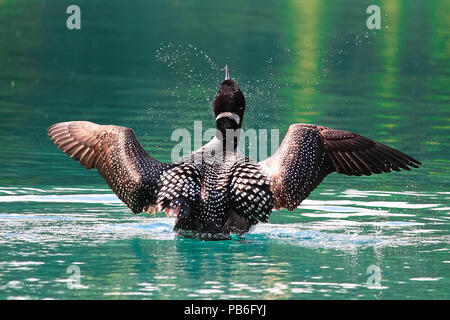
[{"xmin": 0, "ymin": 187, "xmax": 448, "ymax": 299}]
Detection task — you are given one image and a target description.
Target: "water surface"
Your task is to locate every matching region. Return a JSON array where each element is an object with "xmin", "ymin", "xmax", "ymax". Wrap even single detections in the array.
[{"xmin": 0, "ymin": 0, "xmax": 449, "ymax": 299}]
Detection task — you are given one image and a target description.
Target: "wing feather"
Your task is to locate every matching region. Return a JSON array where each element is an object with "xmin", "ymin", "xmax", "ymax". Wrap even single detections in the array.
[
  {"xmin": 260, "ymin": 124, "xmax": 420, "ymax": 210},
  {"xmin": 48, "ymin": 121, "xmax": 172, "ymax": 213}
]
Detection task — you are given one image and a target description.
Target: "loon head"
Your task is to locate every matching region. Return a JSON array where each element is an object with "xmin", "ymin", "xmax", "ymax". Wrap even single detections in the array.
[{"xmin": 213, "ymin": 65, "xmax": 245, "ymax": 148}]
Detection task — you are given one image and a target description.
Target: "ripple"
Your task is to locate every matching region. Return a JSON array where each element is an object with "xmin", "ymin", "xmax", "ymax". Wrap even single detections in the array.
[
  {"xmin": 0, "ymin": 214, "xmax": 74, "ymax": 220},
  {"xmin": 100, "ymin": 219, "xmax": 176, "ymax": 241},
  {"xmin": 0, "ymin": 261, "xmax": 45, "ymax": 267},
  {"xmin": 0, "ymin": 194, "xmax": 120, "ymax": 204},
  {"xmin": 301, "ymin": 199, "xmax": 441, "ymax": 210},
  {"xmin": 246, "ymin": 224, "xmax": 397, "ymax": 249},
  {"xmin": 409, "ymin": 277, "xmax": 443, "ymax": 281}
]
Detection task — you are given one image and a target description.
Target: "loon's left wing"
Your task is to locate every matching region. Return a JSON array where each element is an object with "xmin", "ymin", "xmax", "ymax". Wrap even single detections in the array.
[
  {"xmin": 260, "ymin": 124, "xmax": 421, "ymax": 211},
  {"xmin": 48, "ymin": 121, "xmax": 172, "ymax": 213}
]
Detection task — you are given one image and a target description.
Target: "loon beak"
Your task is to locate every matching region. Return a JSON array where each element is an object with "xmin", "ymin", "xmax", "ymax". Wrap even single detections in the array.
[{"xmin": 224, "ymin": 64, "xmax": 230, "ymax": 80}]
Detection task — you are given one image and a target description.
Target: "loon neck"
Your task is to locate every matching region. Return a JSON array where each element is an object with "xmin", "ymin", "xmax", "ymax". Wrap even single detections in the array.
[
  {"xmin": 215, "ymin": 124, "xmax": 241, "ymax": 152},
  {"xmin": 214, "ymin": 111, "xmax": 243, "ymax": 152}
]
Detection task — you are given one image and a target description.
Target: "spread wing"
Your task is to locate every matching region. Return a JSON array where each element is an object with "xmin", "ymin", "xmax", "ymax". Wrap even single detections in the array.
[
  {"xmin": 48, "ymin": 121, "xmax": 173, "ymax": 213},
  {"xmin": 260, "ymin": 124, "xmax": 421, "ymax": 211}
]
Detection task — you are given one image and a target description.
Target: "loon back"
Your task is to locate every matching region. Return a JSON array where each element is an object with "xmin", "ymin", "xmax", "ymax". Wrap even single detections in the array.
[{"xmin": 156, "ymin": 138, "xmax": 273, "ymax": 235}]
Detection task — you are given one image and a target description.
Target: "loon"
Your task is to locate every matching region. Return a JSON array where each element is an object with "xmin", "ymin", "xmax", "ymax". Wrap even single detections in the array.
[{"xmin": 48, "ymin": 65, "xmax": 420, "ymax": 238}]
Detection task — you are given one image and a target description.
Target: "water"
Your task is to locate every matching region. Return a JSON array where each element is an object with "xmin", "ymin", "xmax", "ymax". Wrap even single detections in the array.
[{"xmin": 0, "ymin": 0, "xmax": 449, "ymax": 299}]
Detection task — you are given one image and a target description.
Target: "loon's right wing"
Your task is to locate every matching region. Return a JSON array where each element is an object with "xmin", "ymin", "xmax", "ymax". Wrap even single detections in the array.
[
  {"xmin": 48, "ymin": 121, "xmax": 172, "ymax": 213},
  {"xmin": 260, "ymin": 124, "xmax": 421, "ymax": 211}
]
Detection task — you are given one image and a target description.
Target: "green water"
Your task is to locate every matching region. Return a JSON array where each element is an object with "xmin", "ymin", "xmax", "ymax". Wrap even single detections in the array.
[{"xmin": 0, "ymin": 0, "xmax": 449, "ymax": 299}]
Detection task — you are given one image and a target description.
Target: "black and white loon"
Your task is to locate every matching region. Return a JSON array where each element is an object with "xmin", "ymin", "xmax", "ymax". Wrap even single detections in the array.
[{"xmin": 48, "ymin": 65, "xmax": 420, "ymax": 238}]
